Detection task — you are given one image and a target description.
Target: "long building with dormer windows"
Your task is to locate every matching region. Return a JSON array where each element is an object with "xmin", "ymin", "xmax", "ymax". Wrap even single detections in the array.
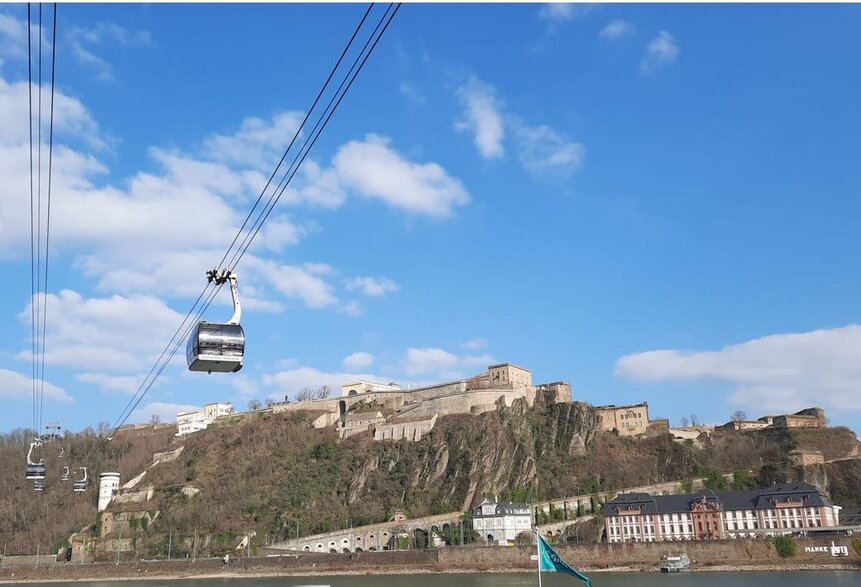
[{"xmin": 605, "ymin": 483, "xmax": 842, "ymax": 543}]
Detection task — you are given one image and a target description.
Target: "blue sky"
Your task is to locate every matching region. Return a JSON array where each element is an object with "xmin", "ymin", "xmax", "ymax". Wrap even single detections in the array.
[{"xmin": 1, "ymin": 3, "xmax": 860, "ymax": 434}]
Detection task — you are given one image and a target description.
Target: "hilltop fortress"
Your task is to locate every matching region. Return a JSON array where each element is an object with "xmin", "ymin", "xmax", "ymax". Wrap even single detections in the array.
[
  {"xmin": 174, "ymin": 361, "xmax": 833, "ymax": 445},
  {"xmin": 268, "ymin": 362, "xmax": 572, "ymax": 441}
]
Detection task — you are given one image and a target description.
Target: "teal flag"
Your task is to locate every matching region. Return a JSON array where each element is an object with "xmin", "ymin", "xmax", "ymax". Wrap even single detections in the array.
[{"xmin": 538, "ymin": 534, "xmax": 592, "ymax": 587}]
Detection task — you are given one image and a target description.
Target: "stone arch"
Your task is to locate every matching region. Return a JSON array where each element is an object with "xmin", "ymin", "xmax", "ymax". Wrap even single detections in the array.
[
  {"xmin": 328, "ymin": 540, "xmax": 337, "ymax": 553},
  {"xmin": 342, "ymin": 547, "xmax": 350, "ymax": 553},
  {"xmin": 315, "ymin": 543, "xmax": 324, "ymax": 552},
  {"xmin": 338, "ymin": 400, "xmax": 347, "ymax": 424},
  {"xmin": 355, "ymin": 547, "xmax": 363, "ymax": 552},
  {"xmin": 348, "ymin": 389, "xmax": 358, "ymax": 396},
  {"xmin": 413, "ymin": 528, "xmax": 429, "ymax": 549},
  {"xmin": 303, "ymin": 545, "xmax": 311, "ymax": 552}
]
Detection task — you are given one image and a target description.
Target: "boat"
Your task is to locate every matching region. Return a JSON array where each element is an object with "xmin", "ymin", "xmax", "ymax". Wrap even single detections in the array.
[{"xmin": 660, "ymin": 554, "xmax": 691, "ymax": 573}]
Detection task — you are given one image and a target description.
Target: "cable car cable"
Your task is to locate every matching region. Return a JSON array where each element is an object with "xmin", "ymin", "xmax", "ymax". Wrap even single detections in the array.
[
  {"xmin": 229, "ymin": 4, "xmax": 400, "ymax": 272},
  {"xmin": 222, "ymin": 2, "xmax": 393, "ymax": 272},
  {"xmin": 37, "ymin": 4, "xmax": 58, "ymax": 438},
  {"xmin": 106, "ymin": 3, "xmax": 400, "ymax": 436},
  {"xmin": 225, "ymin": 3, "xmax": 397, "ymax": 273},
  {"xmin": 213, "ymin": 2, "xmax": 374, "ymax": 274},
  {"xmin": 27, "ymin": 3, "xmax": 38, "ymax": 439},
  {"xmin": 35, "ymin": 2, "xmax": 44, "ymax": 435}
]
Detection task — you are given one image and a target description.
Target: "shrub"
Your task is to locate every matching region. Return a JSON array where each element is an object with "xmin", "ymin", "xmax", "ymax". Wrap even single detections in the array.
[
  {"xmin": 773, "ymin": 536, "xmax": 797, "ymax": 558},
  {"xmin": 852, "ymin": 538, "xmax": 861, "ymax": 556}
]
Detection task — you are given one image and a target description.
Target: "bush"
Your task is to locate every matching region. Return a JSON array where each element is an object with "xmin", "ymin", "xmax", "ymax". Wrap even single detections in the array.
[
  {"xmin": 852, "ymin": 538, "xmax": 861, "ymax": 556},
  {"xmin": 772, "ymin": 536, "xmax": 797, "ymax": 558}
]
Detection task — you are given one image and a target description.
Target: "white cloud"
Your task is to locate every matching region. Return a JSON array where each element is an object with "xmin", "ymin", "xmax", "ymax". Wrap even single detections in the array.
[
  {"xmin": 403, "ymin": 348, "xmax": 495, "ymax": 378},
  {"xmin": 599, "ymin": 20, "xmax": 634, "ymax": 41},
  {"xmin": 337, "ymin": 300, "xmax": 364, "ymax": 317},
  {"xmin": 203, "ymin": 111, "xmax": 304, "ymax": 170},
  {"xmin": 76, "ymin": 372, "xmax": 167, "ymax": 395},
  {"xmin": 512, "ymin": 121, "xmax": 585, "ymax": 175},
  {"xmin": 232, "ymin": 375, "xmax": 259, "ymax": 397},
  {"xmin": 130, "ymin": 402, "xmax": 201, "ymax": 424},
  {"xmin": 399, "ymin": 82, "xmax": 426, "ymax": 105},
  {"xmin": 16, "ymin": 290, "xmax": 186, "ymax": 372},
  {"xmin": 538, "ymin": 3, "xmax": 596, "ymax": 23},
  {"xmin": 640, "ymin": 30, "xmax": 680, "ymax": 74},
  {"xmin": 455, "ymin": 77, "xmax": 505, "ymax": 159},
  {"xmin": 68, "ymin": 22, "xmax": 152, "ymax": 81},
  {"xmin": 0, "ymin": 368, "xmax": 73, "ymax": 402},
  {"xmin": 0, "ymin": 12, "xmax": 27, "ymax": 60},
  {"xmin": 615, "ymin": 325, "xmax": 861, "ymax": 415},
  {"xmin": 247, "ymin": 258, "xmax": 338, "ymax": 309},
  {"xmin": 460, "ymin": 337, "xmax": 488, "ymax": 350},
  {"xmin": 345, "ymin": 276, "xmax": 399, "ymax": 298},
  {"xmin": 333, "ymin": 134, "xmax": 469, "ymax": 218},
  {"xmin": 343, "ymin": 352, "xmax": 374, "ymax": 370},
  {"xmin": 0, "ymin": 76, "xmax": 104, "ymax": 150},
  {"xmin": 452, "ymin": 77, "xmax": 585, "ymax": 178},
  {"xmin": 263, "ymin": 366, "xmax": 380, "ymax": 400}
]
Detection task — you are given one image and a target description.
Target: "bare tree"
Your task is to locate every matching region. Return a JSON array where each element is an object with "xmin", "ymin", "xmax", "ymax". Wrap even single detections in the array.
[
  {"xmin": 318, "ymin": 385, "xmax": 331, "ymax": 399},
  {"xmin": 679, "ymin": 417, "xmax": 690, "ymax": 427},
  {"xmin": 690, "ymin": 413, "xmax": 699, "ymax": 426},
  {"xmin": 731, "ymin": 410, "xmax": 747, "ymax": 422},
  {"xmin": 247, "ymin": 399, "xmax": 262, "ymax": 411},
  {"xmin": 97, "ymin": 421, "xmax": 112, "ymax": 437},
  {"xmin": 148, "ymin": 414, "xmax": 162, "ymax": 426},
  {"xmin": 265, "ymin": 397, "xmax": 276, "ymax": 408},
  {"xmin": 296, "ymin": 388, "xmax": 313, "ymax": 402}
]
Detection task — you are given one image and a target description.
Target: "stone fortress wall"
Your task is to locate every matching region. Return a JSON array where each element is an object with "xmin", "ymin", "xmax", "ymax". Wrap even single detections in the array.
[{"xmin": 266, "ymin": 362, "xmax": 559, "ymax": 442}]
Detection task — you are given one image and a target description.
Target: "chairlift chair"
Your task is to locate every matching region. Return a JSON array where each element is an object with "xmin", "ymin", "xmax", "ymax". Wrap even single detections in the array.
[
  {"xmin": 187, "ymin": 271, "xmax": 245, "ymax": 373},
  {"xmin": 33, "ymin": 479, "xmax": 45, "ymax": 492},
  {"xmin": 25, "ymin": 440, "xmax": 46, "ymax": 480},
  {"xmin": 60, "ymin": 465, "xmax": 70, "ymax": 481},
  {"xmin": 73, "ymin": 467, "xmax": 88, "ymax": 492}
]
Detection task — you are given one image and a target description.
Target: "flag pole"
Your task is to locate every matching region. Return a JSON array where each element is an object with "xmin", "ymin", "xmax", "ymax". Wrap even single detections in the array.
[{"xmin": 535, "ymin": 527, "xmax": 542, "ymax": 587}]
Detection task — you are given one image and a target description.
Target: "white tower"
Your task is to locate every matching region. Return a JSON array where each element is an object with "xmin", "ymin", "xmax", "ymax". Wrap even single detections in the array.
[{"xmin": 98, "ymin": 472, "xmax": 121, "ymax": 512}]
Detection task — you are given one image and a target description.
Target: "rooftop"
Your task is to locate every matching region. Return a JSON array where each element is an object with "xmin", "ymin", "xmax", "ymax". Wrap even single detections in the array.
[
  {"xmin": 595, "ymin": 402, "xmax": 648, "ymax": 411},
  {"xmin": 608, "ymin": 483, "xmax": 833, "ymax": 514},
  {"xmin": 488, "ymin": 362, "xmax": 532, "ymax": 372}
]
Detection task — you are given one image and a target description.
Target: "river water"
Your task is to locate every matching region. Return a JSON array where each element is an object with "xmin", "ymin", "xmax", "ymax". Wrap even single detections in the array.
[{"xmin": 15, "ymin": 572, "xmax": 858, "ymax": 587}]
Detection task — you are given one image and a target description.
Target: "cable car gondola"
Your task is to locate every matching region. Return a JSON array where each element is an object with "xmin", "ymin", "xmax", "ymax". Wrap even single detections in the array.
[
  {"xmin": 26, "ymin": 440, "xmax": 46, "ymax": 480},
  {"xmin": 187, "ymin": 271, "xmax": 245, "ymax": 374},
  {"xmin": 73, "ymin": 467, "xmax": 88, "ymax": 492}
]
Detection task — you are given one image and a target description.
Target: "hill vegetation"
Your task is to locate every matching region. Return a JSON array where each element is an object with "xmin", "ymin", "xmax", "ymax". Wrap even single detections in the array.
[{"xmin": 1, "ymin": 392, "xmax": 859, "ymax": 557}]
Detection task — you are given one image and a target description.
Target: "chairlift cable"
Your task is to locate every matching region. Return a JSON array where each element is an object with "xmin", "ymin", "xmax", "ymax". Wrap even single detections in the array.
[{"xmin": 106, "ymin": 3, "xmax": 399, "ymax": 436}]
